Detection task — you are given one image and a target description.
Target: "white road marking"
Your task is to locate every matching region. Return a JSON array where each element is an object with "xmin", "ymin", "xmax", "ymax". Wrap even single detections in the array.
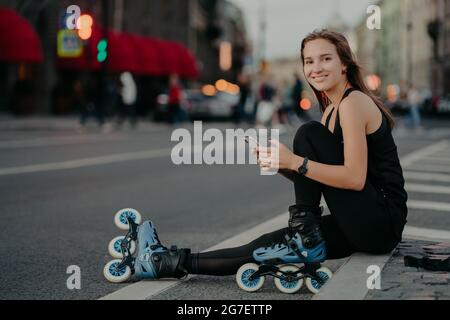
[
  {"xmin": 0, "ymin": 141, "xmax": 241, "ymax": 176},
  {"xmin": 0, "ymin": 148, "xmax": 172, "ymax": 176},
  {"xmin": 400, "ymin": 140, "xmax": 448, "ymax": 167},
  {"xmin": 407, "ymin": 199, "xmax": 450, "ymax": 212},
  {"xmin": 406, "ymin": 183, "xmax": 450, "ymax": 195},
  {"xmin": 419, "ymin": 156, "xmax": 450, "ymax": 165},
  {"xmin": 0, "ymin": 134, "xmax": 126, "ymax": 149},
  {"xmin": 403, "ymin": 164, "xmax": 450, "ymax": 174},
  {"xmin": 403, "ymin": 225, "xmax": 450, "ymax": 242},
  {"xmin": 403, "ymin": 171, "xmax": 450, "ymax": 183}
]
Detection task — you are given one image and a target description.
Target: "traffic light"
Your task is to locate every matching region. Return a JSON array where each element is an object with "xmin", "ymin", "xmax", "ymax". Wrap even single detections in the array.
[
  {"xmin": 97, "ymin": 39, "xmax": 108, "ymax": 63},
  {"xmin": 76, "ymin": 14, "xmax": 93, "ymax": 40}
]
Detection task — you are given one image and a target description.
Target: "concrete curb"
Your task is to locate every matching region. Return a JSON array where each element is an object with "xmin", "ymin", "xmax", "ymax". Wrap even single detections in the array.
[{"xmin": 312, "ymin": 252, "xmax": 392, "ymax": 300}]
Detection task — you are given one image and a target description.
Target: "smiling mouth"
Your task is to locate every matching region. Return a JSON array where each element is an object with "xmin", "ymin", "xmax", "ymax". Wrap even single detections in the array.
[{"xmin": 313, "ymin": 75, "xmax": 328, "ymax": 81}]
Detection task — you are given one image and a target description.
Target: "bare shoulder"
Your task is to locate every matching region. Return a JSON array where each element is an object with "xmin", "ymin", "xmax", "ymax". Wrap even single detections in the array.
[{"xmin": 339, "ymin": 91, "xmax": 378, "ymax": 119}]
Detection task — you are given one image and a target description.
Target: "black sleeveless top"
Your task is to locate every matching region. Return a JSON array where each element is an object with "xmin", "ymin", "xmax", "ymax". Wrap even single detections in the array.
[{"xmin": 324, "ymin": 88, "xmax": 408, "ymax": 211}]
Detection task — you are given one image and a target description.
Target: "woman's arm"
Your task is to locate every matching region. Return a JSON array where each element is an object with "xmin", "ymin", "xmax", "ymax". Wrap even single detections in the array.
[
  {"xmin": 260, "ymin": 94, "xmax": 369, "ymax": 191},
  {"xmin": 291, "ymin": 97, "xmax": 368, "ymax": 190}
]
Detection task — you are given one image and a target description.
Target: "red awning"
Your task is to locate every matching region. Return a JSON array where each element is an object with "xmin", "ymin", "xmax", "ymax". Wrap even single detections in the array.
[
  {"xmin": 154, "ymin": 40, "xmax": 178, "ymax": 75},
  {"xmin": 56, "ymin": 28, "xmax": 138, "ymax": 73},
  {"xmin": 155, "ymin": 40, "xmax": 198, "ymax": 79},
  {"xmin": 108, "ymin": 32, "xmax": 139, "ymax": 73},
  {"xmin": 128, "ymin": 35, "xmax": 164, "ymax": 75},
  {"xmin": 0, "ymin": 8, "xmax": 43, "ymax": 63},
  {"xmin": 169, "ymin": 41, "xmax": 199, "ymax": 79},
  {"xmin": 56, "ymin": 25, "xmax": 198, "ymax": 78}
]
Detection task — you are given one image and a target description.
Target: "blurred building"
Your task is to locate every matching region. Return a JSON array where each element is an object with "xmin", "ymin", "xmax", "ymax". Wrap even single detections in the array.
[
  {"xmin": 432, "ymin": 0, "xmax": 450, "ymax": 95},
  {"xmin": 0, "ymin": 0, "xmax": 250, "ymax": 115},
  {"xmin": 355, "ymin": 0, "xmax": 447, "ymax": 98},
  {"xmin": 122, "ymin": 0, "xmax": 249, "ymax": 84}
]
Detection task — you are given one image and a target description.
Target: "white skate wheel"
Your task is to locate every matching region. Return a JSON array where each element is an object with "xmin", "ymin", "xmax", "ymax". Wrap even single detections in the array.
[
  {"xmin": 108, "ymin": 236, "xmax": 136, "ymax": 259},
  {"xmin": 236, "ymin": 263, "xmax": 265, "ymax": 292},
  {"xmin": 114, "ymin": 208, "xmax": 142, "ymax": 230},
  {"xmin": 305, "ymin": 267, "xmax": 332, "ymax": 294},
  {"xmin": 103, "ymin": 259, "xmax": 132, "ymax": 283},
  {"xmin": 274, "ymin": 265, "xmax": 303, "ymax": 294}
]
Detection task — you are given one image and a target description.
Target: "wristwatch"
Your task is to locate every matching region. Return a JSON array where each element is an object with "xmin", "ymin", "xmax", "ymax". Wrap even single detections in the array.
[{"xmin": 297, "ymin": 157, "xmax": 309, "ymax": 176}]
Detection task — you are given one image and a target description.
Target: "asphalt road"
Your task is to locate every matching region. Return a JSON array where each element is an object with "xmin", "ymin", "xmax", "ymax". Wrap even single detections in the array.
[{"xmin": 0, "ymin": 114, "xmax": 449, "ymax": 300}]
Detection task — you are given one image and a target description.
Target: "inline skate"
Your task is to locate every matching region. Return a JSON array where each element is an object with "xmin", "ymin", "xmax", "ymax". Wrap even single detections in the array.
[
  {"xmin": 103, "ymin": 208, "xmax": 190, "ymax": 283},
  {"xmin": 236, "ymin": 205, "xmax": 332, "ymax": 294}
]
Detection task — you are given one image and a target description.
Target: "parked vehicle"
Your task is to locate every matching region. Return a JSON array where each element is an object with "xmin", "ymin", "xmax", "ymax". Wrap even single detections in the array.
[{"xmin": 154, "ymin": 89, "xmax": 239, "ymax": 121}]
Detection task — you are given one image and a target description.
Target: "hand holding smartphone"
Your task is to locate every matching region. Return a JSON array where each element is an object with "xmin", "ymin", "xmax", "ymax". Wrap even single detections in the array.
[{"xmin": 244, "ymin": 136, "xmax": 261, "ymax": 159}]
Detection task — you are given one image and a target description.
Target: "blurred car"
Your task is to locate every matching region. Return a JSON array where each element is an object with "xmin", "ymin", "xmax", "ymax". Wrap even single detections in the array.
[
  {"xmin": 384, "ymin": 99, "xmax": 409, "ymax": 116},
  {"xmin": 189, "ymin": 91, "xmax": 239, "ymax": 120},
  {"xmin": 153, "ymin": 92, "xmax": 170, "ymax": 122},
  {"xmin": 154, "ymin": 89, "xmax": 239, "ymax": 121}
]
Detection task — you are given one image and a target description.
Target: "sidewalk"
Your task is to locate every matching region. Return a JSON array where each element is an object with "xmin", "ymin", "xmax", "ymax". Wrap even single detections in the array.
[
  {"xmin": 315, "ymin": 237, "xmax": 450, "ymax": 300},
  {"xmin": 0, "ymin": 115, "xmax": 81, "ymax": 131},
  {"xmin": 365, "ymin": 238, "xmax": 450, "ymax": 300},
  {"xmin": 0, "ymin": 114, "xmax": 169, "ymax": 132}
]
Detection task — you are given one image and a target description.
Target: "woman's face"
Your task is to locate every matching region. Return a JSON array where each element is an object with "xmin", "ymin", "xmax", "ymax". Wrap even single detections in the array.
[{"xmin": 302, "ymin": 38, "xmax": 346, "ymax": 92}]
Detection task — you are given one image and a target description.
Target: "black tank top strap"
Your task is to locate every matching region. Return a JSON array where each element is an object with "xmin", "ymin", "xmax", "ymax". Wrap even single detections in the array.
[
  {"xmin": 341, "ymin": 87, "xmax": 357, "ymax": 100},
  {"xmin": 325, "ymin": 107, "xmax": 334, "ymax": 128},
  {"xmin": 334, "ymin": 87, "xmax": 358, "ymax": 135}
]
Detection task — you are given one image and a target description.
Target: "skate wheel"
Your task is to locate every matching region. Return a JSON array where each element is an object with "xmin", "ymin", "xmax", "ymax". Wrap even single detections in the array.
[
  {"xmin": 108, "ymin": 236, "xmax": 136, "ymax": 259},
  {"xmin": 103, "ymin": 259, "xmax": 132, "ymax": 283},
  {"xmin": 114, "ymin": 208, "xmax": 142, "ymax": 230},
  {"xmin": 305, "ymin": 267, "xmax": 332, "ymax": 294},
  {"xmin": 274, "ymin": 265, "xmax": 303, "ymax": 294},
  {"xmin": 236, "ymin": 263, "xmax": 265, "ymax": 292}
]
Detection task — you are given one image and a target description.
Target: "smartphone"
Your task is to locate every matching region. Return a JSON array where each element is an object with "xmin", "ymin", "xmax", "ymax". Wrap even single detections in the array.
[{"xmin": 244, "ymin": 136, "xmax": 260, "ymax": 147}]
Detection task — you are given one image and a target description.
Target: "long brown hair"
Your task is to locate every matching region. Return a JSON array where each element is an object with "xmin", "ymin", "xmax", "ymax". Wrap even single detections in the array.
[{"xmin": 300, "ymin": 29, "xmax": 395, "ymax": 129}]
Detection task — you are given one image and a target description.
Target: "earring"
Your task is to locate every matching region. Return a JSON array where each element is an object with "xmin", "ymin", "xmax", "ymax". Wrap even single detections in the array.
[{"xmin": 342, "ymin": 69, "xmax": 347, "ymax": 75}]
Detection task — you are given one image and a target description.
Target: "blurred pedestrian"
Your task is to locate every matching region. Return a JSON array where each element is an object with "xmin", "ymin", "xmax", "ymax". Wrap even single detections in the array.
[
  {"xmin": 278, "ymin": 79, "xmax": 294, "ymax": 125},
  {"xmin": 116, "ymin": 72, "xmax": 138, "ymax": 129},
  {"xmin": 232, "ymin": 73, "xmax": 250, "ymax": 124},
  {"xmin": 79, "ymin": 75, "xmax": 105, "ymax": 131},
  {"xmin": 406, "ymin": 84, "xmax": 422, "ymax": 129},
  {"xmin": 167, "ymin": 74, "xmax": 187, "ymax": 124},
  {"xmin": 255, "ymin": 79, "xmax": 276, "ymax": 127}
]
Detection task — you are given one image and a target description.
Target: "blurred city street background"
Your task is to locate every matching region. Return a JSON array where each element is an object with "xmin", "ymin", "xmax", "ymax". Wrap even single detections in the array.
[{"xmin": 0, "ymin": 0, "xmax": 449, "ymax": 300}]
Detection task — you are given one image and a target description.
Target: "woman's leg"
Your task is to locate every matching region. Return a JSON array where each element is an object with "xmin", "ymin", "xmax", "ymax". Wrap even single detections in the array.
[
  {"xmin": 292, "ymin": 121, "xmax": 399, "ymax": 255},
  {"xmin": 186, "ymin": 228, "xmax": 289, "ymax": 276}
]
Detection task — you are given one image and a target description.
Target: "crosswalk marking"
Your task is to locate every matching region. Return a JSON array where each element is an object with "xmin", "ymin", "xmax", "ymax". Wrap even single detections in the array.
[
  {"xmin": 407, "ymin": 199, "xmax": 450, "ymax": 212},
  {"xmin": 406, "ymin": 183, "xmax": 450, "ymax": 195},
  {"xmin": 399, "ymin": 140, "xmax": 448, "ymax": 167},
  {"xmin": 420, "ymin": 156, "xmax": 450, "ymax": 165},
  {"xmin": 405, "ymin": 164, "xmax": 450, "ymax": 173},
  {"xmin": 403, "ymin": 171, "xmax": 450, "ymax": 183}
]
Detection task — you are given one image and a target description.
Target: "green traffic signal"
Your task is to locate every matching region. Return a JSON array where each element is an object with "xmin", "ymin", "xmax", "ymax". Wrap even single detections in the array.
[{"xmin": 97, "ymin": 39, "xmax": 108, "ymax": 62}]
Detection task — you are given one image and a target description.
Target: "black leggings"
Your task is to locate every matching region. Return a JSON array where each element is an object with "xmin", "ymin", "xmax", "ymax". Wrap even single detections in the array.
[{"xmin": 186, "ymin": 121, "xmax": 401, "ymax": 276}]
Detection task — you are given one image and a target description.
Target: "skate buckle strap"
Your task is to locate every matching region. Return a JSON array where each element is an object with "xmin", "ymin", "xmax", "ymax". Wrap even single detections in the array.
[{"xmin": 284, "ymin": 234, "xmax": 306, "ymax": 259}]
